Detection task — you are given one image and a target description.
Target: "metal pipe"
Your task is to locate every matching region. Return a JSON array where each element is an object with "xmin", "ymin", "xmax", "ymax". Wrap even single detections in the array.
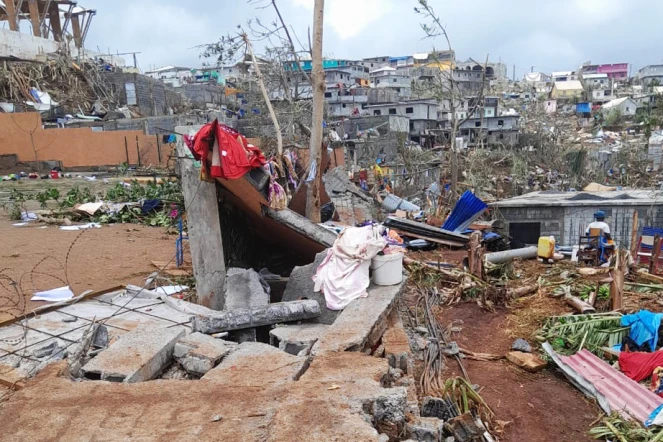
[{"xmin": 485, "ymin": 246, "xmax": 538, "ymax": 264}]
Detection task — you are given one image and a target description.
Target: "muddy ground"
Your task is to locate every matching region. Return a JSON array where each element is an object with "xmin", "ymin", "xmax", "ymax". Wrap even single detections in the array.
[
  {"xmin": 0, "ymin": 214, "xmax": 178, "ymax": 323},
  {"xmin": 434, "ymin": 302, "xmax": 599, "ymax": 442}
]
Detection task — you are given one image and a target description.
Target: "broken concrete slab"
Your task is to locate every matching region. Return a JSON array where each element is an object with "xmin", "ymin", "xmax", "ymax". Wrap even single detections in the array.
[
  {"xmin": 382, "ymin": 311, "xmax": 412, "ymax": 374},
  {"xmin": 81, "ymin": 326, "xmax": 185, "ymax": 382},
  {"xmin": 269, "ymin": 323, "xmax": 330, "ymax": 356},
  {"xmin": 224, "ymin": 267, "xmax": 270, "ymax": 310},
  {"xmin": 312, "ymin": 280, "xmax": 406, "ymax": 355},
  {"xmin": 506, "ymin": 351, "xmax": 547, "ymax": 373},
  {"xmin": 281, "ymin": 251, "xmax": 340, "ymax": 325},
  {"xmin": 173, "ymin": 332, "xmax": 236, "ymax": 376},
  {"xmin": 203, "ymin": 342, "xmax": 305, "ymax": 387},
  {"xmin": 191, "ymin": 300, "xmax": 321, "ymax": 334},
  {"xmin": 224, "ymin": 267, "xmax": 270, "ymax": 342},
  {"xmin": 407, "ymin": 417, "xmax": 445, "ymax": 442}
]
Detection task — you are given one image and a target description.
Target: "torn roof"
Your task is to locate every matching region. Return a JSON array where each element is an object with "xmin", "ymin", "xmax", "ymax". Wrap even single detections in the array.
[{"xmin": 491, "ymin": 190, "xmax": 663, "ymax": 208}]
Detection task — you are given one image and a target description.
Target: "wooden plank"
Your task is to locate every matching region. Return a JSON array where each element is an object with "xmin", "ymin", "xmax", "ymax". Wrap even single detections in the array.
[
  {"xmin": 27, "ymin": 0, "xmax": 41, "ymax": 37},
  {"xmin": 630, "ymin": 211, "xmax": 639, "ymax": 256},
  {"xmin": 4, "ymin": 0, "xmax": 18, "ymax": 31},
  {"xmin": 393, "ymin": 229, "xmax": 465, "ymax": 248},
  {"xmin": 175, "ymin": 127, "xmax": 225, "ymax": 310}
]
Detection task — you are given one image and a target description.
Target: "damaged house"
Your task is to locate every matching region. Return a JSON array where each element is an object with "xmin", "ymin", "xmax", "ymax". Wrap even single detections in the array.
[{"xmin": 492, "ymin": 190, "xmax": 663, "ymax": 248}]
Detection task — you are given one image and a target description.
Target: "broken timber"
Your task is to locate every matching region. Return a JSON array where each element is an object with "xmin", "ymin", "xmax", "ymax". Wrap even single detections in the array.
[{"xmin": 191, "ymin": 300, "xmax": 321, "ymax": 334}]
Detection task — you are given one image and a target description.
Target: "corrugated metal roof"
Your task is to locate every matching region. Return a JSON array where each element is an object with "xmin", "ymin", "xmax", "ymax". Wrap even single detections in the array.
[{"xmin": 544, "ymin": 343, "xmax": 663, "ymax": 424}]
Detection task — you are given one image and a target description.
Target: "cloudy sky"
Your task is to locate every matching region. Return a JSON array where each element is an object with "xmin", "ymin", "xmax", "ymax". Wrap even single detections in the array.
[{"xmin": 82, "ymin": 0, "xmax": 663, "ymax": 77}]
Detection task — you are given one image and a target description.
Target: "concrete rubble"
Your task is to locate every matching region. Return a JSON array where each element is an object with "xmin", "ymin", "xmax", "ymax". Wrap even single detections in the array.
[
  {"xmin": 313, "ymin": 280, "xmax": 406, "ymax": 355},
  {"xmin": 224, "ymin": 267, "xmax": 270, "ymax": 342},
  {"xmin": 173, "ymin": 332, "xmax": 237, "ymax": 376},
  {"xmin": 191, "ymin": 299, "xmax": 322, "ymax": 334},
  {"xmin": 281, "ymin": 251, "xmax": 340, "ymax": 324},
  {"xmin": 269, "ymin": 323, "xmax": 330, "ymax": 356},
  {"xmin": 407, "ymin": 417, "xmax": 445, "ymax": 442},
  {"xmin": 81, "ymin": 325, "xmax": 185, "ymax": 382}
]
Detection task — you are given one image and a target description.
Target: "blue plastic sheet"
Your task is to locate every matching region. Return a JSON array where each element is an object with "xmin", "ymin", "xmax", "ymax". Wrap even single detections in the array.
[
  {"xmin": 442, "ymin": 191, "xmax": 487, "ymax": 233},
  {"xmin": 621, "ymin": 310, "xmax": 663, "ymax": 351}
]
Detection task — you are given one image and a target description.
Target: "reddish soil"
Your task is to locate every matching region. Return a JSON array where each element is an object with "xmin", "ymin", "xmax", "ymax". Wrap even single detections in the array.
[
  {"xmin": 436, "ymin": 302, "xmax": 600, "ymax": 442},
  {"xmin": 0, "ymin": 215, "xmax": 178, "ymax": 323}
]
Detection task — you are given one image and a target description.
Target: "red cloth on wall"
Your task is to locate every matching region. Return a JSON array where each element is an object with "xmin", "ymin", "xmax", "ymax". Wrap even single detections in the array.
[
  {"xmin": 619, "ymin": 351, "xmax": 663, "ymax": 382},
  {"xmin": 189, "ymin": 120, "xmax": 265, "ymax": 180}
]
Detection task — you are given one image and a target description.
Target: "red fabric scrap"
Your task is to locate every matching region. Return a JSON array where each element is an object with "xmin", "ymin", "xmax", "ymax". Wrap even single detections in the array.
[
  {"xmin": 619, "ymin": 351, "xmax": 663, "ymax": 382},
  {"xmin": 190, "ymin": 120, "xmax": 265, "ymax": 180}
]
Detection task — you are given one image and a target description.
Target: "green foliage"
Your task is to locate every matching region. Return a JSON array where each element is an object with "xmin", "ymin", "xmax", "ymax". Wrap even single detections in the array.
[
  {"xmin": 2, "ymin": 188, "xmax": 27, "ymax": 220},
  {"xmin": 35, "ymin": 187, "xmax": 60, "ymax": 209},
  {"xmin": 536, "ymin": 313, "xmax": 628, "ymax": 357},
  {"xmin": 590, "ymin": 413, "xmax": 662, "ymax": 441},
  {"xmin": 579, "ymin": 284, "xmax": 609, "ymax": 301},
  {"xmin": 58, "ymin": 186, "xmax": 97, "ymax": 209},
  {"xmin": 604, "ymin": 108, "xmax": 624, "ymax": 127}
]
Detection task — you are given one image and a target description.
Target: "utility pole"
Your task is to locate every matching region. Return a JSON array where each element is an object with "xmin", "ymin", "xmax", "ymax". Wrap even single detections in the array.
[
  {"xmin": 305, "ymin": 0, "xmax": 325, "ymax": 223},
  {"xmin": 512, "ymin": 64, "xmax": 515, "ymax": 82}
]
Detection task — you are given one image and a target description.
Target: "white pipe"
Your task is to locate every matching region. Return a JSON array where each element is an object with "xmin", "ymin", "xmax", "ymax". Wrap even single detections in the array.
[{"xmin": 485, "ymin": 246, "xmax": 538, "ymax": 264}]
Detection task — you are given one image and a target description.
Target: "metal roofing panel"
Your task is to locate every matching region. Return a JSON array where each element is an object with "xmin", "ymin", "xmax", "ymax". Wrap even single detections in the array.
[{"xmin": 549, "ymin": 345, "xmax": 663, "ymax": 424}]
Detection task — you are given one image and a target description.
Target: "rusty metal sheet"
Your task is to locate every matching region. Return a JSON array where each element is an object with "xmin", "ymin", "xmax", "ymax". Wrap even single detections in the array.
[{"xmin": 544, "ymin": 343, "xmax": 663, "ymax": 424}]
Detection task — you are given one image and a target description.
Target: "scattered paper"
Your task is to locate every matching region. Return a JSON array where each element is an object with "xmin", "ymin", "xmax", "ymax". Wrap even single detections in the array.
[
  {"xmin": 21, "ymin": 212, "xmax": 38, "ymax": 221},
  {"xmin": 154, "ymin": 285, "xmax": 189, "ymax": 296},
  {"xmin": 75, "ymin": 201, "xmax": 104, "ymax": 216},
  {"xmin": 12, "ymin": 223, "xmax": 29, "ymax": 227},
  {"xmin": 59, "ymin": 223, "xmax": 102, "ymax": 231},
  {"xmin": 32, "ymin": 286, "xmax": 74, "ymax": 302}
]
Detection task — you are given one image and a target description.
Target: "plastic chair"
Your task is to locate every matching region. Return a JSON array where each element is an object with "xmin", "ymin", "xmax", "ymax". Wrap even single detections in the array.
[{"xmin": 578, "ymin": 228, "xmax": 602, "ymax": 266}]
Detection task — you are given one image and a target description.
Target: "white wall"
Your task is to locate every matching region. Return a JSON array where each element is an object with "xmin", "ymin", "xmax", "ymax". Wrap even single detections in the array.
[
  {"xmin": 0, "ymin": 29, "xmax": 126, "ymax": 66},
  {"xmin": 0, "ymin": 29, "xmax": 59, "ymax": 61}
]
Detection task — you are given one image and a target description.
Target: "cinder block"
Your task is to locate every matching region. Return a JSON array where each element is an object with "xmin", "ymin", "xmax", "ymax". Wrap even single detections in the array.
[{"xmin": 174, "ymin": 332, "xmax": 236, "ymax": 376}]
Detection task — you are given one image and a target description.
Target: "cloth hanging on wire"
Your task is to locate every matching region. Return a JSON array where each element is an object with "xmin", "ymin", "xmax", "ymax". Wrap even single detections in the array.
[{"xmin": 188, "ymin": 119, "xmax": 266, "ymax": 181}]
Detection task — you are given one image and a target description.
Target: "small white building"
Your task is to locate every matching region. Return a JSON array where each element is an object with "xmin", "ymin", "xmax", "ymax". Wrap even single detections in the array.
[
  {"xmin": 601, "ymin": 97, "xmax": 637, "ymax": 116},
  {"xmin": 582, "ymin": 73, "xmax": 609, "ymax": 88},
  {"xmin": 145, "ymin": 66, "xmax": 192, "ymax": 87},
  {"xmin": 649, "ymin": 131, "xmax": 663, "ymax": 171},
  {"xmin": 543, "ymin": 99, "xmax": 557, "ymax": 114}
]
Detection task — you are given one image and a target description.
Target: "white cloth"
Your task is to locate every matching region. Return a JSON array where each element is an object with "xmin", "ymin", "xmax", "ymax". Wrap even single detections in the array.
[
  {"xmin": 586, "ymin": 221, "xmax": 610, "ymax": 235},
  {"xmin": 313, "ymin": 225, "xmax": 387, "ymax": 310}
]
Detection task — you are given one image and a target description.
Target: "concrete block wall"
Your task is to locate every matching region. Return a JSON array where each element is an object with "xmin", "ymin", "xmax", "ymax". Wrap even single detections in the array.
[
  {"xmin": 498, "ymin": 207, "xmax": 563, "ymax": 243},
  {"xmin": 101, "ymin": 72, "xmax": 184, "ymax": 117},
  {"xmin": 500, "ymin": 204, "xmax": 663, "ymax": 248}
]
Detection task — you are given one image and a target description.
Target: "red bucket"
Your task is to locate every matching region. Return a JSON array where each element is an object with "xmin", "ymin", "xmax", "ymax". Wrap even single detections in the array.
[{"xmin": 50, "ymin": 170, "xmax": 59, "ymax": 179}]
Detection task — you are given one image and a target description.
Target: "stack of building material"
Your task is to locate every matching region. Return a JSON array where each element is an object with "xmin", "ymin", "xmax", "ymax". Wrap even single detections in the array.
[
  {"xmin": 442, "ymin": 191, "xmax": 488, "ymax": 233},
  {"xmin": 383, "ymin": 216, "xmax": 469, "ymax": 248}
]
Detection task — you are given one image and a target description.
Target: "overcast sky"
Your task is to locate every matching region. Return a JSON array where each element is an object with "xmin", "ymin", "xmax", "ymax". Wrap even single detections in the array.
[{"xmin": 82, "ymin": 0, "xmax": 663, "ymax": 77}]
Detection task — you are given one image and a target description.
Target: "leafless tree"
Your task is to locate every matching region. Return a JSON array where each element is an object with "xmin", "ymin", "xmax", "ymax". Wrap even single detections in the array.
[
  {"xmin": 413, "ymin": 0, "xmax": 489, "ymax": 200},
  {"xmin": 305, "ymin": 0, "xmax": 325, "ymax": 222}
]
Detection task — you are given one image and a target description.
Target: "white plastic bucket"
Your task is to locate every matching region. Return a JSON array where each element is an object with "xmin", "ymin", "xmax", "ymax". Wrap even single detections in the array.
[{"xmin": 371, "ymin": 253, "xmax": 403, "ymax": 286}]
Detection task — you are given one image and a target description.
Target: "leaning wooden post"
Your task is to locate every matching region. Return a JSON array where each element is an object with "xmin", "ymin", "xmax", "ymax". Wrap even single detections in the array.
[
  {"xmin": 610, "ymin": 249, "xmax": 624, "ymax": 311},
  {"xmin": 650, "ymin": 235, "xmax": 662, "ymax": 275},
  {"xmin": 630, "ymin": 210, "xmax": 639, "ymax": 257},
  {"xmin": 468, "ymin": 231, "xmax": 484, "ymax": 281}
]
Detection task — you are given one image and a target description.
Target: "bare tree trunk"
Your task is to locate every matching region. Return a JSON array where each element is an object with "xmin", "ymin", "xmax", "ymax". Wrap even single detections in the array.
[
  {"xmin": 305, "ymin": 0, "xmax": 324, "ymax": 222},
  {"xmin": 244, "ymin": 35, "xmax": 283, "ymax": 158}
]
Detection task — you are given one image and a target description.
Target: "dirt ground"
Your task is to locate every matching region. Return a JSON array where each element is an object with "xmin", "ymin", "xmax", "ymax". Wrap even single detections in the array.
[
  {"xmin": 0, "ymin": 213, "xmax": 178, "ymax": 323},
  {"xmin": 435, "ymin": 302, "xmax": 599, "ymax": 442}
]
